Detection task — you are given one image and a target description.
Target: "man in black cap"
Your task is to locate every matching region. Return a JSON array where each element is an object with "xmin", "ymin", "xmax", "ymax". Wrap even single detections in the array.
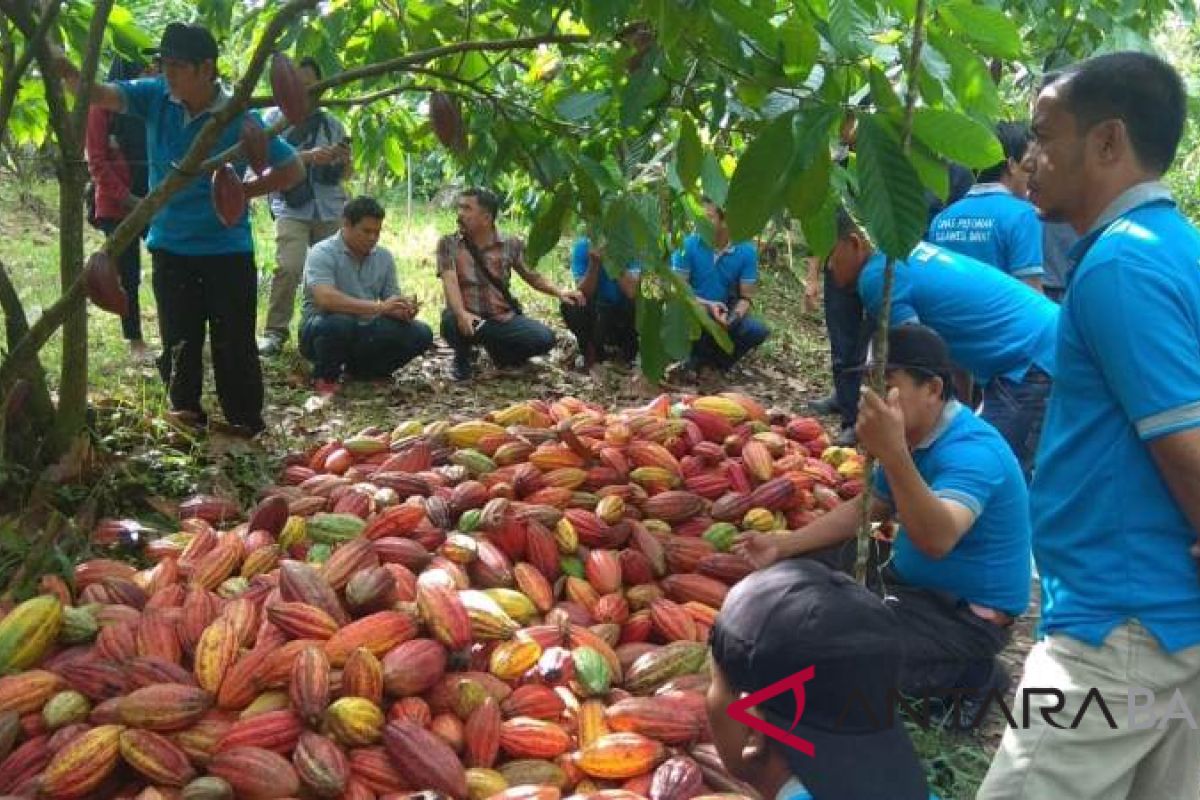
[
  {"xmin": 707, "ymin": 557, "xmax": 935, "ymax": 800},
  {"xmin": 54, "ymin": 23, "xmax": 306, "ymax": 437},
  {"xmin": 735, "ymin": 325, "xmax": 1031, "ymax": 730}
]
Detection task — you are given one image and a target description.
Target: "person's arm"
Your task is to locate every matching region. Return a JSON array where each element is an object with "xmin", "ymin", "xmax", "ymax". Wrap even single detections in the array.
[
  {"xmin": 243, "ymin": 118, "xmax": 307, "ymax": 199},
  {"xmin": 733, "ymin": 495, "xmax": 892, "ymax": 568},
  {"xmin": 729, "ymin": 281, "xmax": 754, "ymax": 322},
  {"xmin": 85, "ymin": 107, "xmax": 132, "ymax": 209},
  {"xmin": 1150, "ymin": 431, "xmax": 1200, "ymax": 542},
  {"xmin": 576, "ymin": 251, "xmax": 601, "ymax": 298},
  {"xmin": 728, "ymin": 247, "xmax": 758, "ymax": 322},
  {"xmin": 1008, "ymin": 206, "xmax": 1045, "ymax": 294},
  {"xmin": 857, "ymin": 387, "xmax": 977, "ymax": 559},
  {"xmin": 1021, "ymin": 276, "xmax": 1044, "ymax": 292},
  {"xmin": 513, "ymin": 240, "xmax": 583, "ymax": 304},
  {"xmin": 51, "ymin": 49, "xmax": 124, "ymax": 111},
  {"xmin": 312, "ymin": 284, "xmax": 390, "ymax": 317},
  {"xmin": 438, "ymin": 238, "xmax": 481, "ymax": 334},
  {"xmin": 618, "ymin": 269, "xmax": 640, "ymax": 301}
]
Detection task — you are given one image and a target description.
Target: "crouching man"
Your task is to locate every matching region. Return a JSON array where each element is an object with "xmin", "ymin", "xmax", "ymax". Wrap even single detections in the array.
[
  {"xmin": 560, "ymin": 236, "xmax": 640, "ymax": 368},
  {"xmin": 300, "ymin": 196, "xmax": 433, "ymax": 395},
  {"xmin": 734, "ymin": 325, "xmax": 1031, "ymax": 730}
]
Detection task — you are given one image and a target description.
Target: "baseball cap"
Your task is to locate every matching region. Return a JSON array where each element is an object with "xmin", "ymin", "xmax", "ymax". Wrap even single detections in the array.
[
  {"xmin": 154, "ymin": 22, "xmax": 218, "ymax": 63},
  {"xmin": 709, "ymin": 558, "xmax": 929, "ymax": 800},
  {"xmin": 856, "ymin": 324, "xmax": 954, "ymax": 382}
]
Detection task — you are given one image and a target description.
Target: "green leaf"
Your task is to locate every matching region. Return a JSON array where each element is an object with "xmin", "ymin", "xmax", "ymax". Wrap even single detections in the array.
[
  {"xmin": 786, "ymin": 146, "xmax": 832, "ymax": 219},
  {"xmin": 382, "ymin": 137, "xmax": 406, "ymax": 177},
  {"xmin": 910, "ymin": 109, "xmax": 1003, "ymax": 169},
  {"xmin": 828, "ymin": 0, "xmax": 870, "ymax": 58},
  {"xmin": 661, "ymin": 267, "xmax": 735, "ymax": 353},
  {"xmin": 725, "ymin": 112, "xmax": 798, "ymax": 241},
  {"xmin": 583, "ymin": 0, "xmax": 634, "ymax": 34},
  {"xmin": 526, "ymin": 186, "xmax": 573, "ymax": 267},
  {"xmin": 700, "ymin": 153, "xmax": 729, "ymax": 208},
  {"xmin": 712, "ymin": 0, "xmax": 780, "ymax": 52},
  {"xmin": 868, "ymin": 66, "xmax": 903, "ymax": 114},
  {"xmin": 909, "ymin": 142, "xmax": 951, "ymax": 202},
  {"xmin": 636, "ymin": 294, "xmax": 669, "ymax": 381},
  {"xmin": 662, "ymin": 294, "xmax": 698, "ymax": 361},
  {"xmin": 575, "ymin": 167, "xmax": 603, "ymax": 221},
  {"xmin": 555, "ymin": 92, "xmax": 610, "ymax": 121},
  {"xmin": 780, "ymin": 16, "xmax": 820, "ymax": 79},
  {"xmin": 800, "ymin": 192, "xmax": 839, "ymax": 260},
  {"xmin": 676, "ymin": 116, "xmax": 703, "ymax": 190},
  {"xmin": 926, "ymin": 30, "xmax": 1000, "ymax": 119},
  {"xmin": 620, "ymin": 69, "xmax": 670, "ymax": 127},
  {"xmin": 854, "ymin": 114, "xmax": 928, "ymax": 259},
  {"xmin": 938, "ymin": 1, "xmax": 1024, "ymax": 59}
]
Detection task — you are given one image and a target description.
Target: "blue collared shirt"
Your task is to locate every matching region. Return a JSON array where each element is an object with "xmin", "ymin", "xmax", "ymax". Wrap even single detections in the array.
[
  {"xmin": 301, "ymin": 233, "xmax": 399, "ymax": 323},
  {"xmin": 571, "ymin": 237, "xmax": 639, "ymax": 307},
  {"xmin": 116, "ymin": 77, "xmax": 298, "ymax": 255},
  {"xmin": 1032, "ymin": 181, "xmax": 1200, "ymax": 652},
  {"xmin": 872, "ymin": 400, "xmax": 1032, "ymax": 617},
  {"xmin": 671, "ymin": 234, "xmax": 758, "ymax": 305},
  {"xmin": 857, "ymin": 242, "xmax": 1059, "ymax": 384},
  {"xmin": 927, "ymin": 184, "xmax": 1044, "ymax": 280}
]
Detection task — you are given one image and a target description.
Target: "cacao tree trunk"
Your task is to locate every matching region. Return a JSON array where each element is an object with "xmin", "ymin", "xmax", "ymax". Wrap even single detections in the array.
[{"xmin": 49, "ymin": 163, "xmax": 88, "ymax": 455}]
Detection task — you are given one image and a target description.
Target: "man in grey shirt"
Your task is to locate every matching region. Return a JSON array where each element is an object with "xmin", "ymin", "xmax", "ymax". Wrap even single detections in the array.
[
  {"xmin": 300, "ymin": 196, "xmax": 433, "ymax": 395},
  {"xmin": 1041, "ymin": 221, "xmax": 1079, "ymax": 303},
  {"xmin": 259, "ymin": 57, "xmax": 351, "ymax": 357}
]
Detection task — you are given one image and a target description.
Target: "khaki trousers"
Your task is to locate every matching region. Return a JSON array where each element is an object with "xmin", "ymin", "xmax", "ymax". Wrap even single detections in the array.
[
  {"xmin": 264, "ymin": 216, "xmax": 341, "ymax": 337},
  {"xmin": 978, "ymin": 621, "xmax": 1200, "ymax": 800}
]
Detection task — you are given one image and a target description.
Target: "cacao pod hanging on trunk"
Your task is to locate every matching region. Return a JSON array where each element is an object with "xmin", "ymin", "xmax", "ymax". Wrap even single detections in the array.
[
  {"xmin": 240, "ymin": 117, "xmax": 269, "ymax": 174},
  {"xmin": 270, "ymin": 52, "xmax": 309, "ymax": 126},
  {"xmin": 429, "ymin": 91, "xmax": 467, "ymax": 154},
  {"xmin": 211, "ymin": 164, "xmax": 247, "ymax": 227},
  {"xmin": 83, "ymin": 251, "xmax": 129, "ymax": 317}
]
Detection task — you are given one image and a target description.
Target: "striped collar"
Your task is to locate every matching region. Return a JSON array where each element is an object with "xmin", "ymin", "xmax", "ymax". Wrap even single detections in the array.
[
  {"xmin": 915, "ymin": 399, "xmax": 963, "ymax": 452},
  {"xmin": 966, "ymin": 183, "xmax": 1012, "ymax": 197}
]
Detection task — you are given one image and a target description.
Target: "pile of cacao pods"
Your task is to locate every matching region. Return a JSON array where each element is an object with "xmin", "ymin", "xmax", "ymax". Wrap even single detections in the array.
[{"xmin": 0, "ymin": 393, "xmax": 864, "ymax": 800}]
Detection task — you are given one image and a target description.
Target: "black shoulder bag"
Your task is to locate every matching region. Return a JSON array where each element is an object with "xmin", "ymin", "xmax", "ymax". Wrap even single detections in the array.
[{"xmin": 461, "ymin": 236, "xmax": 523, "ymax": 317}]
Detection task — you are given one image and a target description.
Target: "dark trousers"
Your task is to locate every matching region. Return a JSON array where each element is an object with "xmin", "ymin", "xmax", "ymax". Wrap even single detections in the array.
[
  {"xmin": 151, "ymin": 249, "xmax": 263, "ymax": 431},
  {"xmin": 560, "ymin": 299, "xmax": 637, "ymax": 365},
  {"xmin": 810, "ymin": 540, "xmax": 1011, "ymax": 696},
  {"xmin": 824, "ymin": 266, "xmax": 870, "ymax": 429},
  {"xmin": 690, "ymin": 315, "xmax": 770, "ymax": 371},
  {"xmin": 981, "ymin": 365, "xmax": 1053, "ymax": 483},
  {"xmin": 97, "ymin": 218, "xmax": 143, "ymax": 342},
  {"xmin": 300, "ymin": 314, "xmax": 434, "ymax": 381},
  {"xmin": 440, "ymin": 308, "xmax": 556, "ymax": 367}
]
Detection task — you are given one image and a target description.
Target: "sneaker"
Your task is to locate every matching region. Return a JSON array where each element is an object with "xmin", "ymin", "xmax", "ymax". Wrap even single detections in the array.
[
  {"xmin": 451, "ymin": 355, "xmax": 473, "ymax": 382},
  {"xmin": 808, "ymin": 394, "xmax": 841, "ymax": 416},
  {"xmin": 164, "ymin": 408, "xmax": 208, "ymax": 433},
  {"xmin": 257, "ymin": 332, "xmax": 286, "ymax": 357},
  {"xmin": 833, "ymin": 425, "xmax": 858, "ymax": 447},
  {"xmin": 313, "ymin": 378, "xmax": 340, "ymax": 397}
]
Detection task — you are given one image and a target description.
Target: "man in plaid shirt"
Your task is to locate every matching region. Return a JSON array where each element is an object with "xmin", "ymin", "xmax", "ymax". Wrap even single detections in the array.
[{"xmin": 437, "ymin": 187, "xmax": 583, "ymax": 380}]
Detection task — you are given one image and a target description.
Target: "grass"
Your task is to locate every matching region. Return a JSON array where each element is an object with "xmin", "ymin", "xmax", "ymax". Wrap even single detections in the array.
[{"xmin": 0, "ymin": 178, "xmax": 993, "ymax": 798}]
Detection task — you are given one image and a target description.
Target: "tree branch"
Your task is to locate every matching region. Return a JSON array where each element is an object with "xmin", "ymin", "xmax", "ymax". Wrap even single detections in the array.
[
  {"xmin": 0, "ymin": 259, "xmax": 54, "ymax": 426},
  {"xmin": 70, "ymin": 0, "xmax": 113, "ymax": 143},
  {"xmin": 855, "ymin": 0, "xmax": 929, "ymax": 586},
  {"xmin": 247, "ymin": 32, "xmax": 590, "ymax": 108},
  {"xmin": 0, "ymin": 0, "xmax": 318, "ymax": 394},
  {"xmin": 0, "ymin": 0, "xmax": 63, "ymax": 135}
]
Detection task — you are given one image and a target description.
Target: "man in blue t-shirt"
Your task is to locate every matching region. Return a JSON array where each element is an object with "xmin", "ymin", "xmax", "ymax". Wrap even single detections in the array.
[
  {"xmin": 559, "ymin": 237, "xmax": 639, "ymax": 368},
  {"xmin": 928, "ymin": 122, "xmax": 1045, "ymax": 291},
  {"xmin": 979, "ymin": 53, "xmax": 1200, "ymax": 800},
  {"xmin": 55, "ymin": 23, "xmax": 305, "ymax": 436},
  {"xmin": 671, "ymin": 198, "xmax": 770, "ymax": 375},
  {"xmin": 736, "ymin": 326, "xmax": 1030, "ymax": 731},
  {"xmin": 829, "ymin": 210, "xmax": 1057, "ymax": 481}
]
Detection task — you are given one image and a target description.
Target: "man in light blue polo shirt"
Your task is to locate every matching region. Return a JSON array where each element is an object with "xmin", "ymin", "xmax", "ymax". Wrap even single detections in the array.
[
  {"xmin": 671, "ymin": 198, "xmax": 770, "ymax": 376},
  {"xmin": 300, "ymin": 197, "xmax": 433, "ymax": 396},
  {"xmin": 828, "ymin": 209, "xmax": 1057, "ymax": 481},
  {"xmin": 55, "ymin": 23, "xmax": 305, "ymax": 436},
  {"xmin": 927, "ymin": 122, "xmax": 1045, "ymax": 291},
  {"xmin": 559, "ymin": 236, "xmax": 639, "ymax": 368},
  {"xmin": 979, "ymin": 52, "xmax": 1200, "ymax": 800},
  {"xmin": 735, "ymin": 326, "xmax": 1030, "ymax": 731}
]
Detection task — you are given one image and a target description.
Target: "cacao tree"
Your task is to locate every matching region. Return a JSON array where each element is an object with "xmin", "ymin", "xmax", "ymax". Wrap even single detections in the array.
[{"xmin": 0, "ymin": 0, "xmax": 1192, "ymax": 486}]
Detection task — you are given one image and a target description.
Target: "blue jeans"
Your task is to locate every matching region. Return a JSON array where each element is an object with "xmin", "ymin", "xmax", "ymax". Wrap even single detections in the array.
[
  {"xmin": 440, "ymin": 308, "xmax": 556, "ymax": 368},
  {"xmin": 300, "ymin": 313, "xmax": 434, "ymax": 381},
  {"xmin": 691, "ymin": 315, "xmax": 770, "ymax": 371},
  {"xmin": 982, "ymin": 365, "xmax": 1053, "ymax": 482},
  {"xmin": 824, "ymin": 266, "xmax": 871, "ymax": 429}
]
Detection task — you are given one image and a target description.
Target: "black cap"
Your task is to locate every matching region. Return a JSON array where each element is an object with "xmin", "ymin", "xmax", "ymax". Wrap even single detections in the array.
[
  {"xmin": 858, "ymin": 324, "xmax": 953, "ymax": 381},
  {"xmin": 155, "ymin": 22, "xmax": 218, "ymax": 63},
  {"xmin": 710, "ymin": 558, "xmax": 928, "ymax": 800}
]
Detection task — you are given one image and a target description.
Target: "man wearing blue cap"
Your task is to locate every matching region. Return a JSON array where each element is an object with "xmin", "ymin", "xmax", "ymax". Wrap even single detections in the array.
[
  {"xmin": 55, "ymin": 23, "xmax": 305, "ymax": 437},
  {"xmin": 708, "ymin": 557, "xmax": 936, "ymax": 799}
]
